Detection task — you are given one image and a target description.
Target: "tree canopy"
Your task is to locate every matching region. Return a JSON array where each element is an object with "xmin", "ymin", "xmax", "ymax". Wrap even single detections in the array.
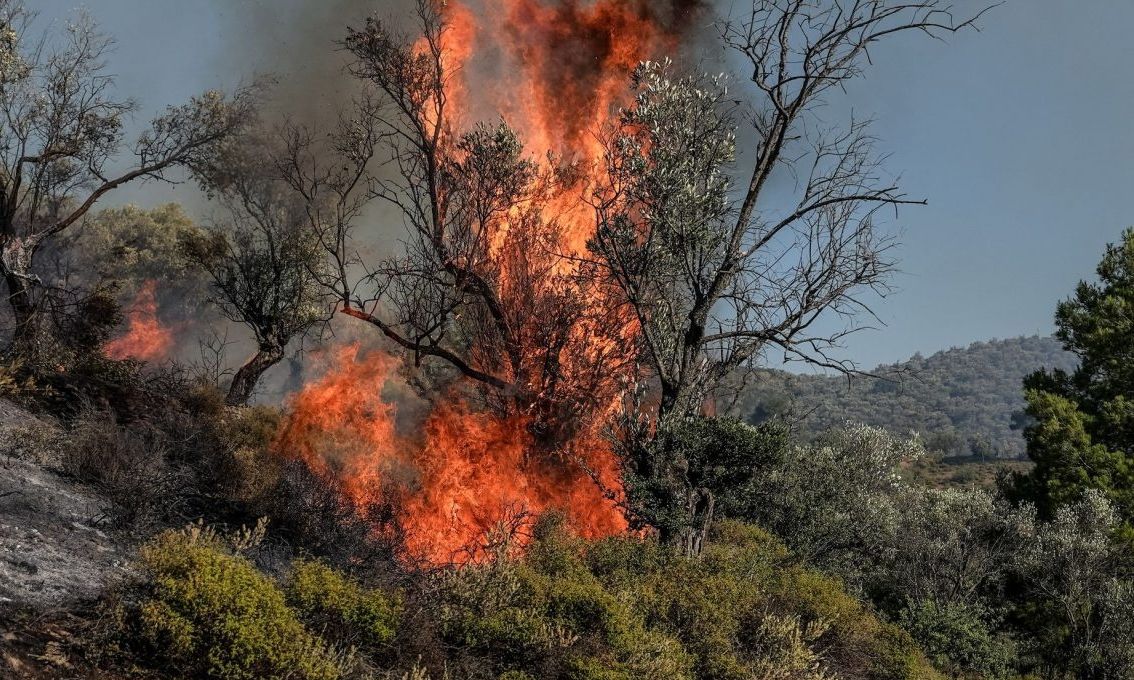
[{"xmin": 1010, "ymin": 229, "xmax": 1134, "ymax": 525}]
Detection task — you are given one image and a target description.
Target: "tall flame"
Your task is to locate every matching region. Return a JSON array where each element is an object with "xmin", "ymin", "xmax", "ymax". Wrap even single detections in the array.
[
  {"xmin": 105, "ymin": 280, "xmax": 174, "ymax": 363},
  {"xmin": 279, "ymin": 0, "xmax": 701, "ymax": 563}
]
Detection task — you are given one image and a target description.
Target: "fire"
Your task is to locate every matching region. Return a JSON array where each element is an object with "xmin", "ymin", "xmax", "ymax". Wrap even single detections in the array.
[
  {"xmin": 280, "ymin": 0, "xmax": 701, "ymax": 563},
  {"xmin": 281, "ymin": 345, "xmax": 626, "ymax": 563},
  {"xmin": 105, "ymin": 280, "xmax": 174, "ymax": 362}
]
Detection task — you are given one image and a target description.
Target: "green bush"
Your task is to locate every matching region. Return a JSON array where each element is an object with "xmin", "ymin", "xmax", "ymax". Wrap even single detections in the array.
[
  {"xmin": 137, "ymin": 528, "xmax": 341, "ymax": 680},
  {"xmin": 428, "ymin": 516, "xmax": 937, "ymax": 680},
  {"xmin": 592, "ymin": 519, "xmax": 936, "ymax": 680},
  {"xmin": 286, "ymin": 559, "xmax": 400, "ymax": 650},
  {"xmin": 899, "ymin": 600, "xmax": 1016, "ymax": 679},
  {"xmin": 121, "ymin": 516, "xmax": 942, "ymax": 680},
  {"xmin": 437, "ymin": 517, "xmax": 694, "ymax": 679}
]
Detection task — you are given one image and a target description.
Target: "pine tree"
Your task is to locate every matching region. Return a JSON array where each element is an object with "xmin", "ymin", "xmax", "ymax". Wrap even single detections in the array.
[{"xmin": 1011, "ymin": 229, "xmax": 1134, "ymax": 524}]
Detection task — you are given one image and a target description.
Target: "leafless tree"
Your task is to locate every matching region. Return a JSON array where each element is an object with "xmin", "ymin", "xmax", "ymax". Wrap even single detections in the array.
[
  {"xmin": 590, "ymin": 0, "xmax": 992, "ymax": 551},
  {"xmin": 183, "ymin": 130, "xmax": 330, "ymax": 406},
  {"xmin": 0, "ymin": 2, "xmax": 257, "ymax": 356}
]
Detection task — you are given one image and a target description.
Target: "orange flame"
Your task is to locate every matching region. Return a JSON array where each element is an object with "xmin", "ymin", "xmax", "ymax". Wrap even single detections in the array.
[
  {"xmin": 104, "ymin": 280, "xmax": 173, "ymax": 362},
  {"xmin": 280, "ymin": 0, "xmax": 700, "ymax": 563},
  {"xmin": 280, "ymin": 345, "xmax": 627, "ymax": 563}
]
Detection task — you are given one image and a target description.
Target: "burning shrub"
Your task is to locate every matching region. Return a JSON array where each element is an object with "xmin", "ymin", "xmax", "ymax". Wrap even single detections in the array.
[
  {"xmin": 102, "ymin": 281, "xmax": 174, "ymax": 363},
  {"xmin": 261, "ymin": 460, "xmax": 402, "ymax": 569},
  {"xmin": 136, "ymin": 528, "xmax": 343, "ymax": 680}
]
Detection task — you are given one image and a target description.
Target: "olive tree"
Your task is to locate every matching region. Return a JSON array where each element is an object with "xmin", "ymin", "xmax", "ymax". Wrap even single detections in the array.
[
  {"xmin": 886, "ymin": 488, "xmax": 1030, "ymax": 608},
  {"xmin": 1014, "ymin": 490, "xmax": 1134, "ymax": 678},
  {"xmin": 589, "ymin": 0, "xmax": 991, "ymax": 550},
  {"xmin": 182, "ymin": 131, "xmax": 329, "ymax": 406},
  {"xmin": 0, "ymin": 2, "xmax": 256, "ymax": 356},
  {"xmin": 748, "ymin": 423, "xmax": 918, "ymax": 571}
]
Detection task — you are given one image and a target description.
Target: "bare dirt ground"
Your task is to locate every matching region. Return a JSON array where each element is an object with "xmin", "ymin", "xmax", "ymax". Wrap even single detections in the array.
[
  {"xmin": 0, "ymin": 400, "xmax": 143, "ymax": 678},
  {"xmin": 0, "ymin": 456, "xmax": 129, "ymax": 609}
]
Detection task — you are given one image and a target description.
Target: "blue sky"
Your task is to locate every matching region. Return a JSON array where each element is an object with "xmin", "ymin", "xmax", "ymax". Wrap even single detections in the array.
[{"xmin": 34, "ymin": 1, "xmax": 1134, "ymax": 369}]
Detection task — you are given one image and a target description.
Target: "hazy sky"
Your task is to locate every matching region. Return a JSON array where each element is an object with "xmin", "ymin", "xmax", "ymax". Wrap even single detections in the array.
[{"xmin": 33, "ymin": 0, "xmax": 1134, "ymax": 369}]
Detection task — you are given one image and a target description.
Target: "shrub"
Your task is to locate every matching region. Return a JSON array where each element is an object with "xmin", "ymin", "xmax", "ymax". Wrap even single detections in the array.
[
  {"xmin": 262, "ymin": 460, "xmax": 397, "ymax": 567},
  {"xmin": 899, "ymin": 600, "xmax": 1017, "ymax": 679},
  {"xmin": 286, "ymin": 559, "xmax": 400, "ymax": 651},
  {"xmin": 206, "ymin": 405, "xmax": 286, "ymax": 504},
  {"xmin": 584, "ymin": 519, "xmax": 940, "ymax": 680},
  {"xmin": 424, "ymin": 516, "xmax": 935, "ymax": 680},
  {"xmin": 0, "ymin": 358, "xmax": 39, "ymax": 402},
  {"xmin": 621, "ymin": 415, "xmax": 790, "ymax": 546},
  {"xmin": 436, "ymin": 518, "xmax": 694, "ymax": 679},
  {"xmin": 137, "ymin": 527, "xmax": 341, "ymax": 680},
  {"xmin": 0, "ymin": 409, "xmax": 63, "ymax": 466},
  {"xmin": 62, "ymin": 407, "xmax": 191, "ymax": 528}
]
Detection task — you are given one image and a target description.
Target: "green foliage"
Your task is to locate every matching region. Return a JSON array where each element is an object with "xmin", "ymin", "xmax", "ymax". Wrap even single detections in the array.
[
  {"xmin": 898, "ymin": 601, "xmax": 1017, "ymax": 679},
  {"xmin": 591, "ymin": 59, "xmax": 738, "ymax": 420},
  {"xmin": 435, "ymin": 515, "xmax": 937, "ymax": 680},
  {"xmin": 286, "ymin": 559, "xmax": 400, "ymax": 651},
  {"xmin": 726, "ymin": 422, "xmax": 919, "ymax": 576},
  {"xmin": 727, "ymin": 336, "xmax": 1076, "ymax": 458},
  {"xmin": 77, "ymin": 204, "xmax": 197, "ymax": 279},
  {"xmin": 438, "ymin": 521, "xmax": 694, "ymax": 679},
  {"xmin": 622, "ymin": 416, "xmax": 789, "ymax": 545},
  {"xmin": 1011, "ymin": 229, "xmax": 1134, "ymax": 525},
  {"xmin": 51, "ymin": 203, "xmax": 207, "ymax": 312},
  {"xmin": 879, "ymin": 488, "xmax": 1030, "ymax": 609},
  {"xmin": 137, "ymin": 528, "xmax": 341, "ymax": 680},
  {"xmin": 1012, "ymin": 490, "xmax": 1134, "ymax": 677}
]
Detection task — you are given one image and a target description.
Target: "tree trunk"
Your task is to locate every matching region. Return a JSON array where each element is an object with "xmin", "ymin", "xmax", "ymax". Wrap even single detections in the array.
[
  {"xmin": 656, "ymin": 484, "xmax": 716, "ymax": 557},
  {"xmin": 226, "ymin": 343, "xmax": 286, "ymax": 406},
  {"xmin": 2, "ymin": 270, "xmax": 42, "ymax": 358},
  {"xmin": 681, "ymin": 487, "xmax": 715, "ymax": 557}
]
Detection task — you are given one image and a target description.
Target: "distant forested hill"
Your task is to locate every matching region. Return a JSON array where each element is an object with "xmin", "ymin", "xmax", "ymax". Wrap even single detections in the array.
[{"xmin": 726, "ymin": 336, "xmax": 1077, "ymax": 459}]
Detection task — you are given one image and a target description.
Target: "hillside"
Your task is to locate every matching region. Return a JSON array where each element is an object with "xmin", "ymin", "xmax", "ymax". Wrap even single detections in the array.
[{"xmin": 728, "ymin": 336, "xmax": 1077, "ymax": 458}]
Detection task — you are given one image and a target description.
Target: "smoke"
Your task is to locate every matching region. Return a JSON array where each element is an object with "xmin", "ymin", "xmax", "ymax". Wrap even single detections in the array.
[
  {"xmin": 208, "ymin": 0, "xmax": 714, "ymax": 129},
  {"xmin": 204, "ymin": 0, "xmax": 415, "ymax": 125}
]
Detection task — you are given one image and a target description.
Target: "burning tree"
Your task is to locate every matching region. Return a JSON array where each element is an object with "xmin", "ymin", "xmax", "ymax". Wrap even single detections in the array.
[
  {"xmin": 590, "ymin": 1, "xmax": 992, "ymax": 552},
  {"xmin": 0, "ymin": 2, "xmax": 256, "ymax": 358},
  {"xmin": 277, "ymin": 0, "xmax": 703, "ymax": 562}
]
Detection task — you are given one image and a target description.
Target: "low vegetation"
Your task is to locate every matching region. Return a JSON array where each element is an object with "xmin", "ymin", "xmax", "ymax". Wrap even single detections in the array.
[{"xmin": 98, "ymin": 515, "xmax": 936, "ymax": 680}]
